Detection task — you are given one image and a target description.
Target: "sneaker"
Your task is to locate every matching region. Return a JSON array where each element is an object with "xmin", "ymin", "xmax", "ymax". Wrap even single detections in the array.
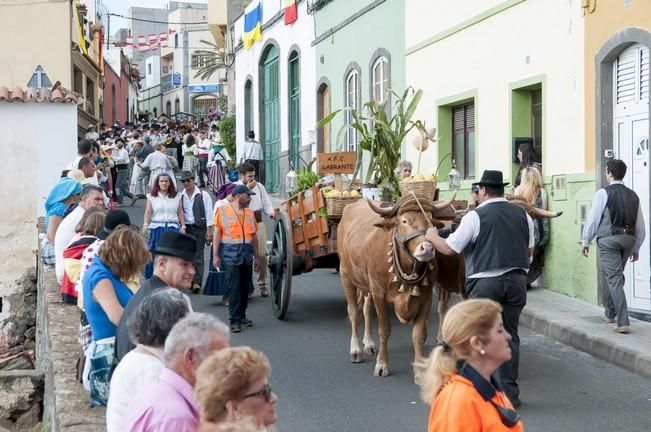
[
  {"xmin": 260, "ymin": 286, "xmax": 269, "ymax": 297},
  {"xmin": 230, "ymin": 323, "xmax": 241, "ymax": 333},
  {"xmin": 241, "ymin": 318, "xmax": 253, "ymax": 328},
  {"xmin": 191, "ymin": 283, "xmax": 201, "ymax": 294},
  {"xmin": 614, "ymin": 325, "xmax": 630, "ymax": 334},
  {"xmin": 600, "ymin": 315, "xmax": 615, "ymax": 323}
]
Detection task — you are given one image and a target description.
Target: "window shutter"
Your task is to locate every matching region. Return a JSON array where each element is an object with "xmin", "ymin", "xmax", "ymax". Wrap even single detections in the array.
[
  {"xmin": 616, "ymin": 48, "xmax": 637, "ymax": 105},
  {"xmin": 640, "ymin": 46, "xmax": 649, "ymax": 102},
  {"xmin": 453, "ymin": 107, "xmax": 465, "ymax": 132},
  {"xmin": 466, "ymin": 104, "xmax": 475, "ymax": 131}
]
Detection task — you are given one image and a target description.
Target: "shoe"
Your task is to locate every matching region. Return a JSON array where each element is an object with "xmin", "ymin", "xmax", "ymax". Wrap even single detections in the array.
[
  {"xmin": 241, "ymin": 318, "xmax": 253, "ymax": 328},
  {"xmin": 192, "ymin": 284, "xmax": 201, "ymax": 294},
  {"xmin": 230, "ymin": 323, "xmax": 241, "ymax": 333},
  {"xmin": 130, "ymin": 196, "xmax": 139, "ymax": 206},
  {"xmin": 614, "ymin": 325, "xmax": 630, "ymax": 334},
  {"xmin": 221, "ymin": 296, "xmax": 229, "ymax": 306},
  {"xmin": 600, "ymin": 315, "xmax": 615, "ymax": 323},
  {"xmin": 260, "ymin": 285, "xmax": 269, "ymax": 297}
]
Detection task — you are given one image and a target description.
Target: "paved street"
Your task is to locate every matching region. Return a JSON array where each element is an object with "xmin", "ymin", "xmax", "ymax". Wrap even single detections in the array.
[{"xmin": 123, "ymin": 201, "xmax": 651, "ymax": 432}]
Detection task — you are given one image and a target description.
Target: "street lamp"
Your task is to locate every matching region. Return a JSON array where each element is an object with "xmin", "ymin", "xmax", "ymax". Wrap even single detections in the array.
[{"xmin": 434, "ymin": 152, "xmax": 462, "ymax": 190}]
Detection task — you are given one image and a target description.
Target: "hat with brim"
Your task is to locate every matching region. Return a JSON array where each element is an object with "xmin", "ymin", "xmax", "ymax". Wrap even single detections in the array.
[
  {"xmin": 231, "ymin": 184, "xmax": 256, "ymax": 197},
  {"xmin": 154, "ymin": 231, "xmax": 197, "ymax": 262},
  {"xmin": 180, "ymin": 171, "xmax": 195, "ymax": 181},
  {"xmin": 98, "ymin": 210, "xmax": 132, "ymax": 240},
  {"xmin": 472, "ymin": 170, "xmax": 510, "ymax": 187}
]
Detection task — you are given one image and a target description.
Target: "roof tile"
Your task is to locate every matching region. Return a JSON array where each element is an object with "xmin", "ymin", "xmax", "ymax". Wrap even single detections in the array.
[{"xmin": 0, "ymin": 85, "xmax": 78, "ymax": 104}]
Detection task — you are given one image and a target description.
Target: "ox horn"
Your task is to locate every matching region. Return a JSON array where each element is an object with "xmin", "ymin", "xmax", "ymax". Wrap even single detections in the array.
[
  {"xmin": 507, "ymin": 195, "xmax": 563, "ymax": 219},
  {"xmin": 367, "ymin": 199, "xmax": 399, "ymax": 218},
  {"xmin": 433, "ymin": 192, "xmax": 456, "ymax": 211}
]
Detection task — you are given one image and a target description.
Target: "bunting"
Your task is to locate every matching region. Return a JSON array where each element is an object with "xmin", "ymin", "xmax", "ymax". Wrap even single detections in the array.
[
  {"xmin": 243, "ymin": 2, "xmax": 263, "ymax": 49},
  {"xmin": 284, "ymin": 0, "xmax": 298, "ymax": 25}
]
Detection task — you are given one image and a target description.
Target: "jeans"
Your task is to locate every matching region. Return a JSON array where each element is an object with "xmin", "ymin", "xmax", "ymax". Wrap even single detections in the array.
[
  {"xmin": 115, "ymin": 167, "xmax": 132, "ymax": 201},
  {"xmin": 197, "ymin": 155, "xmax": 209, "ymax": 187},
  {"xmin": 466, "ymin": 270, "xmax": 527, "ymax": 402},
  {"xmin": 224, "ymin": 263, "xmax": 253, "ymax": 324}
]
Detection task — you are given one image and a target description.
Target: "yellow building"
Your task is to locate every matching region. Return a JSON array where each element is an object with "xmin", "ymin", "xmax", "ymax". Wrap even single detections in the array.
[
  {"xmin": 0, "ymin": 0, "xmax": 102, "ymax": 138},
  {"xmin": 584, "ymin": 0, "xmax": 651, "ymax": 314}
]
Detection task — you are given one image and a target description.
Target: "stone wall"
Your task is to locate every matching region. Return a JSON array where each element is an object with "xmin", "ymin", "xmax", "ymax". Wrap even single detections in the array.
[{"xmin": 36, "ymin": 261, "xmax": 105, "ymax": 431}]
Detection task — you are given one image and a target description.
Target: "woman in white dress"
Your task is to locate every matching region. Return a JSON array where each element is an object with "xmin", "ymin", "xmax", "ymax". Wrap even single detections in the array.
[
  {"xmin": 181, "ymin": 134, "xmax": 198, "ymax": 179},
  {"xmin": 142, "ymin": 173, "xmax": 185, "ymax": 278},
  {"xmin": 140, "ymin": 144, "xmax": 176, "ymax": 190}
]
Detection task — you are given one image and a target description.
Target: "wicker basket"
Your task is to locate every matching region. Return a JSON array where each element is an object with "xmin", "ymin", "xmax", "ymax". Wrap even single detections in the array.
[
  {"xmin": 399, "ymin": 180, "xmax": 437, "ymax": 201},
  {"xmin": 325, "ymin": 195, "xmax": 361, "ymax": 216}
]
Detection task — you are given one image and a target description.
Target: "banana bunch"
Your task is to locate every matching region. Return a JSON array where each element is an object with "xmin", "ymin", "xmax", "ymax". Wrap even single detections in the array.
[
  {"xmin": 296, "ymin": 168, "xmax": 320, "ymax": 193},
  {"xmin": 401, "ymin": 174, "xmax": 438, "ymax": 183},
  {"xmin": 324, "ymin": 189, "xmax": 361, "ymax": 198}
]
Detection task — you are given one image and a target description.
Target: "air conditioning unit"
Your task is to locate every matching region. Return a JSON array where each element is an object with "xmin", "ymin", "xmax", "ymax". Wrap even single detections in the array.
[{"xmin": 162, "ymin": 66, "xmax": 169, "ymax": 74}]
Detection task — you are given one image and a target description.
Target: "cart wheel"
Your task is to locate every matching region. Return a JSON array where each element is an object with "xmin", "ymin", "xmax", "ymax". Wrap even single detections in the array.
[{"xmin": 268, "ymin": 212, "xmax": 293, "ymax": 319}]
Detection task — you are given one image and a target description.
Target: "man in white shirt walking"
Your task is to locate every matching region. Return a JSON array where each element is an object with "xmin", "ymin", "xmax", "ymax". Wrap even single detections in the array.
[
  {"xmin": 180, "ymin": 171, "xmax": 214, "ymax": 294},
  {"xmin": 196, "ymin": 131, "xmax": 211, "ymax": 188},
  {"xmin": 111, "ymin": 138, "xmax": 133, "ymax": 204},
  {"xmin": 241, "ymin": 131, "xmax": 264, "ymax": 183}
]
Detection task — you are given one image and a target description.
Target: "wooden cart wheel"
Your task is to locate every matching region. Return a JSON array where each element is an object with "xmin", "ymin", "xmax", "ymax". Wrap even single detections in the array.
[{"xmin": 268, "ymin": 212, "xmax": 293, "ymax": 319}]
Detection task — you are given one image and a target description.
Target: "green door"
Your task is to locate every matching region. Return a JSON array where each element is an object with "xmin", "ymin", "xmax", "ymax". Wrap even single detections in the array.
[
  {"xmin": 263, "ymin": 46, "xmax": 280, "ymax": 193},
  {"xmin": 288, "ymin": 52, "xmax": 300, "ymax": 169}
]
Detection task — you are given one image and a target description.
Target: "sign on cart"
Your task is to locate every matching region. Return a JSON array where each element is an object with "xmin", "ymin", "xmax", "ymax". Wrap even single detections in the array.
[{"xmin": 317, "ymin": 152, "xmax": 357, "ymax": 174}]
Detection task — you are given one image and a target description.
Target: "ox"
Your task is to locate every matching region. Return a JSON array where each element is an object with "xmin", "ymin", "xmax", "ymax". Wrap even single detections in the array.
[{"xmin": 337, "ymin": 195, "xmax": 453, "ymax": 377}]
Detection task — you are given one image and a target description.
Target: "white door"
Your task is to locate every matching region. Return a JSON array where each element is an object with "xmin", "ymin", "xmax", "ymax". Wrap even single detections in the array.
[{"xmin": 613, "ymin": 43, "xmax": 650, "ymax": 312}]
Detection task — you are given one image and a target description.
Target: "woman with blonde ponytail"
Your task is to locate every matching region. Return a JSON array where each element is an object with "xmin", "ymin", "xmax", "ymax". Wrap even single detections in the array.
[{"xmin": 416, "ymin": 299, "xmax": 524, "ymax": 431}]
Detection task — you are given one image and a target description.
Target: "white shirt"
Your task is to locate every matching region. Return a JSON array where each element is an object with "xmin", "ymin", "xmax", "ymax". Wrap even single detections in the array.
[
  {"xmin": 446, "ymin": 198, "xmax": 535, "ymax": 279},
  {"xmin": 106, "ymin": 350, "xmax": 164, "ymax": 432},
  {"xmin": 182, "ymin": 143, "xmax": 197, "ymax": 156},
  {"xmin": 54, "ymin": 206, "xmax": 86, "ymax": 284},
  {"xmin": 241, "ymin": 139, "xmax": 263, "ymax": 161},
  {"xmin": 112, "ymin": 148, "xmax": 129, "ymax": 165},
  {"xmin": 235, "ymin": 180, "xmax": 274, "ymax": 216},
  {"xmin": 142, "ymin": 151, "xmax": 172, "ymax": 170},
  {"xmin": 197, "ymin": 138, "xmax": 211, "ymax": 156},
  {"xmin": 148, "ymin": 194, "xmax": 182, "ymax": 229},
  {"xmin": 181, "ymin": 187, "xmax": 214, "ymax": 226}
]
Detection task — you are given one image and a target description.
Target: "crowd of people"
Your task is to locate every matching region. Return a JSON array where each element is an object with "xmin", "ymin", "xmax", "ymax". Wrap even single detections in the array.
[{"xmin": 40, "ymin": 117, "xmax": 279, "ymax": 431}]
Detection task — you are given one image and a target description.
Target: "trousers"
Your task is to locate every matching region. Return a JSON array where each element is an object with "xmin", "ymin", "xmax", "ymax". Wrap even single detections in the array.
[
  {"xmin": 597, "ymin": 234, "xmax": 636, "ymax": 327},
  {"xmin": 224, "ymin": 263, "xmax": 253, "ymax": 324},
  {"xmin": 466, "ymin": 270, "xmax": 527, "ymax": 403},
  {"xmin": 186, "ymin": 224, "xmax": 207, "ymax": 286}
]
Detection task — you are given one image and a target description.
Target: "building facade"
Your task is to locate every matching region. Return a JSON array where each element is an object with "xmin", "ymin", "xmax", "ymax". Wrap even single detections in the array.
[
  {"xmin": 231, "ymin": 0, "xmax": 316, "ymax": 194},
  {"xmin": 585, "ymin": 0, "xmax": 651, "ymax": 315},
  {"xmin": 312, "ymin": 0, "xmax": 406, "ymax": 158}
]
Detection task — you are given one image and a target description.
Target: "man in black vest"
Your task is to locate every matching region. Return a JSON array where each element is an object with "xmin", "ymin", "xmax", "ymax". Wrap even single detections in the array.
[
  {"xmin": 426, "ymin": 170, "xmax": 533, "ymax": 408},
  {"xmin": 582, "ymin": 159, "xmax": 646, "ymax": 334},
  {"xmin": 180, "ymin": 171, "xmax": 214, "ymax": 293},
  {"xmin": 114, "ymin": 231, "xmax": 197, "ymax": 362}
]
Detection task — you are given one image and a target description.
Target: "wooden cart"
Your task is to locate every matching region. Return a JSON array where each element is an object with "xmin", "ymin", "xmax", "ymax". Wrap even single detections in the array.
[{"xmin": 267, "ymin": 185, "xmax": 343, "ymax": 319}]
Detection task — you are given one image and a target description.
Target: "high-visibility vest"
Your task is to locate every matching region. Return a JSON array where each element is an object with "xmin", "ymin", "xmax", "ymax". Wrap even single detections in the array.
[{"xmin": 218, "ymin": 205, "xmax": 256, "ymax": 244}]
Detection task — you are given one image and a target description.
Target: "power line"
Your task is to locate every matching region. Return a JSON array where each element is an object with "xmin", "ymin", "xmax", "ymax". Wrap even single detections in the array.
[{"xmin": 107, "ymin": 12, "xmax": 208, "ymax": 25}]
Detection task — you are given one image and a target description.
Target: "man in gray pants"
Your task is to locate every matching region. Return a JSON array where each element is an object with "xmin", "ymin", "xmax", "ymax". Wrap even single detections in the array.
[{"xmin": 582, "ymin": 159, "xmax": 646, "ymax": 334}]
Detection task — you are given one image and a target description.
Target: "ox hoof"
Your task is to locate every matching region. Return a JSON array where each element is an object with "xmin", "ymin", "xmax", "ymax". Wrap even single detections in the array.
[
  {"xmin": 374, "ymin": 363, "xmax": 390, "ymax": 377},
  {"xmin": 364, "ymin": 344, "xmax": 377, "ymax": 357},
  {"xmin": 350, "ymin": 352, "xmax": 364, "ymax": 363}
]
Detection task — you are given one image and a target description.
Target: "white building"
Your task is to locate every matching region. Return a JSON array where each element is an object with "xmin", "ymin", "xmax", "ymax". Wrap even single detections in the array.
[{"xmin": 232, "ymin": 0, "xmax": 316, "ymax": 194}]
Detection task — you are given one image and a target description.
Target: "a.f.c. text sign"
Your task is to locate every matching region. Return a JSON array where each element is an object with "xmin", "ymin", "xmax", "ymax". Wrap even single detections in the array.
[{"xmin": 317, "ymin": 152, "xmax": 357, "ymax": 174}]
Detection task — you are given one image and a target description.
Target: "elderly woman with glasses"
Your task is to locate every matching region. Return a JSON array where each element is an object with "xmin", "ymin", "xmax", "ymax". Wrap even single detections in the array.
[
  {"xmin": 194, "ymin": 347, "xmax": 277, "ymax": 431},
  {"xmin": 416, "ymin": 299, "xmax": 524, "ymax": 431}
]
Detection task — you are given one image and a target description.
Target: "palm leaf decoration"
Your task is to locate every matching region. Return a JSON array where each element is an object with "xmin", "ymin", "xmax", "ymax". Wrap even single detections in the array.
[{"xmin": 193, "ymin": 39, "xmax": 225, "ymax": 80}]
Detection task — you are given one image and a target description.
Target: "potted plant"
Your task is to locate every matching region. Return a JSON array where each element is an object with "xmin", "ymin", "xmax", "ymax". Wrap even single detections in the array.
[{"xmin": 317, "ymin": 87, "xmax": 433, "ymax": 201}]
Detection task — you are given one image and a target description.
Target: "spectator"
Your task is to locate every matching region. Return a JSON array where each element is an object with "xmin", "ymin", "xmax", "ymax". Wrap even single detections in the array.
[
  {"xmin": 82, "ymin": 227, "xmax": 150, "ymax": 406},
  {"xmin": 107, "ymin": 289, "xmax": 192, "ymax": 432},
  {"xmin": 143, "ymin": 173, "xmax": 186, "ymax": 278},
  {"xmin": 514, "ymin": 142, "xmax": 541, "ymax": 188},
  {"xmin": 55, "ymin": 185, "xmax": 105, "ymax": 284},
  {"xmin": 397, "ymin": 160, "xmax": 413, "ymax": 180},
  {"xmin": 194, "ymin": 347, "xmax": 277, "ymax": 431},
  {"xmin": 114, "ymin": 231, "xmax": 197, "ymax": 362},
  {"xmin": 42, "ymin": 177, "xmax": 82, "ymax": 264},
  {"xmin": 417, "ymin": 299, "xmax": 523, "ymax": 431},
  {"xmin": 123, "ymin": 313, "xmax": 230, "ymax": 432},
  {"xmin": 60, "ymin": 207, "xmax": 106, "ymax": 304}
]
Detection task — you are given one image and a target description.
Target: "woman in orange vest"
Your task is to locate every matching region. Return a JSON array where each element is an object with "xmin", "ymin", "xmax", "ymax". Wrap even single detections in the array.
[{"xmin": 417, "ymin": 299, "xmax": 524, "ymax": 431}]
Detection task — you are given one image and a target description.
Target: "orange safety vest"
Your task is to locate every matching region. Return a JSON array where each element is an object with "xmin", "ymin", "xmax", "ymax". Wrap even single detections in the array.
[{"xmin": 215, "ymin": 204, "xmax": 257, "ymax": 244}]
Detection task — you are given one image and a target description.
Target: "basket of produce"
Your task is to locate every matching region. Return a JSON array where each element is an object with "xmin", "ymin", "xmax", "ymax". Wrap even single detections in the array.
[
  {"xmin": 399, "ymin": 175, "xmax": 437, "ymax": 200},
  {"xmin": 323, "ymin": 189, "xmax": 361, "ymax": 216}
]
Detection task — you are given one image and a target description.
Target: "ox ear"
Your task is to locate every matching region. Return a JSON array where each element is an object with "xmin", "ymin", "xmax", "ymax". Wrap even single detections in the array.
[{"xmin": 373, "ymin": 218, "xmax": 396, "ymax": 230}]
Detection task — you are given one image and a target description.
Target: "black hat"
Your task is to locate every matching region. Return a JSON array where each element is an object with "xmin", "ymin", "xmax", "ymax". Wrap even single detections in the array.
[
  {"xmin": 98, "ymin": 210, "xmax": 131, "ymax": 240},
  {"xmin": 180, "ymin": 171, "xmax": 195, "ymax": 181},
  {"xmin": 472, "ymin": 170, "xmax": 510, "ymax": 187},
  {"xmin": 231, "ymin": 184, "xmax": 256, "ymax": 197},
  {"xmin": 154, "ymin": 231, "xmax": 197, "ymax": 262}
]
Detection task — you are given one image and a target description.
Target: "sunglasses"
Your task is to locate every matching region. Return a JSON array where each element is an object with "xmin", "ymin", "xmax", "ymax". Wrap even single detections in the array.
[
  {"xmin": 490, "ymin": 401, "xmax": 520, "ymax": 427},
  {"xmin": 242, "ymin": 384, "xmax": 273, "ymax": 402}
]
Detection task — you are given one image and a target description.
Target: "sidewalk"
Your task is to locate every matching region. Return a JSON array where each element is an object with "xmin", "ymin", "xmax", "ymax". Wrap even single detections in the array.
[
  {"xmin": 522, "ymin": 287, "xmax": 651, "ymax": 379},
  {"xmin": 268, "ymin": 194, "xmax": 651, "ymax": 380}
]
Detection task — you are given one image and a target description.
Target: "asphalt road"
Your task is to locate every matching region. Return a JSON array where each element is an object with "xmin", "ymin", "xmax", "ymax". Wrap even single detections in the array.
[{"xmin": 122, "ymin": 200, "xmax": 651, "ymax": 432}]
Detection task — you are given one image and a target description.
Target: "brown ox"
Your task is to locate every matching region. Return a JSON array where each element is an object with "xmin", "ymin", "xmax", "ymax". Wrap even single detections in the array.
[{"xmin": 337, "ymin": 196, "xmax": 452, "ymax": 377}]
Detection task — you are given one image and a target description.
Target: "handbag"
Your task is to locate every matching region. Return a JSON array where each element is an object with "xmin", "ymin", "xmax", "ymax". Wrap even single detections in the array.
[{"xmin": 87, "ymin": 338, "xmax": 115, "ymax": 406}]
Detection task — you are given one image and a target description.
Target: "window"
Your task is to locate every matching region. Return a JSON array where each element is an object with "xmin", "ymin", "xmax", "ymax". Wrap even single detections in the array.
[
  {"xmin": 191, "ymin": 54, "xmax": 213, "ymax": 69},
  {"xmin": 166, "ymin": 101, "xmax": 171, "ymax": 116},
  {"xmin": 111, "ymin": 84, "xmax": 116, "ymax": 124},
  {"xmin": 148, "ymin": 63, "xmax": 152, "ymax": 75},
  {"xmin": 174, "ymin": 34, "xmax": 179, "ymax": 48},
  {"xmin": 531, "ymin": 89, "xmax": 542, "ymax": 157},
  {"xmin": 452, "ymin": 103, "xmax": 475, "ymax": 179},
  {"xmin": 244, "ymin": 80, "xmax": 253, "ymax": 134},
  {"xmin": 73, "ymin": 67, "xmax": 83, "ymax": 95},
  {"xmin": 345, "ymin": 69, "xmax": 359, "ymax": 150},
  {"xmin": 174, "ymin": 98, "xmax": 180, "ymax": 113},
  {"xmin": 371, "ymin": 56, "xmax": 389, "ymax": 103},
  {"xmin": 86, "ymin": 78, "xmax": 95, "ymax": 115}
]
